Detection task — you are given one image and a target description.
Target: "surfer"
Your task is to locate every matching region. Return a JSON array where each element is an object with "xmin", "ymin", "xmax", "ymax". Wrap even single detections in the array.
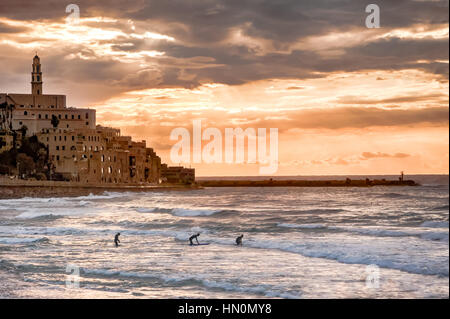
[
  {"xmin": 114, "ymin": 232, "xmax": 121, "ymax": 247},
  {"xmin": 236, "ymin": 234, "xmax": 244, "ymax": 246},
  {"xmin": 189, "ymin": 233, "xmax": 200, "ymax": 245}
]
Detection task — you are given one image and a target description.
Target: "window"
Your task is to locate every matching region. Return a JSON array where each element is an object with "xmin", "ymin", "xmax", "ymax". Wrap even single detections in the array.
[
  {"xmin": 58, "ymin": 114, "xmax": 61, "ymax": 119},
  {"xmin": 62, "ymin": 146, "xmax": 65, "ymax": 151},
  {"xmin": 78, "ymin": 115, "xmax": 81, "ymax": 119},
  {"xmin": 37, "ymin": 90, "xmax": 40, "ymax": 94},
  {"xmin": 72, "ymin": 115, "xmax": 74, "ymax": 119},
  {"xmin": 38, "ymin": 114, "xmax": 41, "ymax": 119},
  {"xmin": 65, "ymin": 114, "xmax": 68, "ymax": 119},
  {"xmin": 56, "ymin": 155, "xmax": 60, "ymax": 161},
  {"xmin": 59, "ymin": 136, "xmax": 61, "ymax": 141},
  {"xmin": 86, "ymin": 113, "xmax": 89, "ymax": 119},
  {"xmin": 64, "ymin": 136, "xmax": 66, "ymax": 141},
  {"xmin": 56, "ymin": 146, "xmax": 59, "ymax": 150},
  {"xmin": 72, "ymin": 136, "xmax": 74, "ymax": 141},
  {"xmin": 24, "ymin": 111, "xmax": 27, "ymax": 115},
  {"xmin": 54, "ymin": 136, "xmax": 56, "ymax": 141},
  {"xmin": 45, "ymin": 114, "xmax": 48, "ymax": 119},
  {"xmin": 86, "ymin": 122, "xmax": 89, "ymax": 126}
]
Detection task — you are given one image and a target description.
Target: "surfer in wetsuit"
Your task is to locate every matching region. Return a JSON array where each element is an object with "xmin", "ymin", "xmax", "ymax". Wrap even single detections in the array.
[
  {"xmin": 114, "ymin": 232, "xmax": 121, "ymax": 247},
  {"xmin": 189, "ymin": 233, "xmax": 200, "ymax": 245},
  {"xmin": 236, "ymin": 234, "xmax": 244, "ymax": 246}
]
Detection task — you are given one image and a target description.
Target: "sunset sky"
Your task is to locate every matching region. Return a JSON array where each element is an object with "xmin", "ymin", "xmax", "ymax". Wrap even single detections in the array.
[{"xmin": 0, "ymin": 0, "xmax": 448, "ymax": 176}]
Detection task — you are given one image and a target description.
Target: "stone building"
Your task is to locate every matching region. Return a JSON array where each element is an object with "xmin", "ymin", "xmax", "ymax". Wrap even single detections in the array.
[
  {"xmin": 161, "ymin": 164, "xmax": 195, "ymax": 184},
  {"xmin": 0, "ymin": 55, "xmax": 169, "ymax": 184}
]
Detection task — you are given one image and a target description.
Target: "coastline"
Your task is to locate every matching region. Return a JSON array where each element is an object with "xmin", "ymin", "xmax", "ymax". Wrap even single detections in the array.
[
  {"xmin": 0, "ymin": 183, "xmax": 201, "ymax": 199},
  {"xmin": 0, "ymin": 177, "xmax": 421, "ymax": 199}
]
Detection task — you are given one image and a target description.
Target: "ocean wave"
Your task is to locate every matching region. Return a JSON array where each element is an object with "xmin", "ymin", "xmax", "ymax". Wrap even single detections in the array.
[
  {"xmin": 420, "ymin": 221, "xmax": 449, "ymax": 228},
  {"xmin": 427, "ymin": 205, "xmax": 449, "ymax": 211},
  {"xmin": 0, "ymin": 237, "xmax": 49, "ymax": 244},
  {"xmin": 278, "ymin": 223, "xmax": 326, "ymax": 229},
  {"xmin": 230, "ymin": 238, "xmax": 449, "ymax": 277},
  {"xmin": 135, "ymin": 207, "xmax": 232, "ymax": 217},
  {"xmin": 82, "ymin": 268, "xmax": 301, "ymax": 299},
  {"xmin": 276, "ymin": 222, "xmax": 448, "ymax": 242},
  {"xmin": 331, "ymin": 226, "xmax": 449, "ymax": 242}
]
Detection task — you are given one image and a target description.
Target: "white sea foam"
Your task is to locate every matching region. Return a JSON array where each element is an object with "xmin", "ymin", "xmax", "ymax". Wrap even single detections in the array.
[{"xmin": 239, "ymin": 238, "xmax": 449, "ymax": 277}]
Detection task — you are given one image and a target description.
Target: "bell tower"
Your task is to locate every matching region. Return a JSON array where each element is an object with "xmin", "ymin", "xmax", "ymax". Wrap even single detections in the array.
[{"xmin": 31, "ymin": 54, "xmax": 43, "ymax": 95}]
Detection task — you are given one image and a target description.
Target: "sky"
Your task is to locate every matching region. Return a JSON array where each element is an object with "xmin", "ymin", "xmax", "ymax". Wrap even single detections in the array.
[{"xmin": 0, "ymin": 0, "xmax": 448, "ymax": 176}]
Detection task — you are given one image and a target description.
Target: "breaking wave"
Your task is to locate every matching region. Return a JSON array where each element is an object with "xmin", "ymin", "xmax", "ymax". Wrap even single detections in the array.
[{"xmin": 81, "ymin": 268, "xmax": 301, "ymax": 299}]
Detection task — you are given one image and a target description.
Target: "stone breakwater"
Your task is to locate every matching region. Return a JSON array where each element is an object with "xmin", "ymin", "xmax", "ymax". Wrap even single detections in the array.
[
  {"xmin": 197, "ymin": 179, "xmax": 418, "ymax": 187},
  {"xmin": 0, "ymin": 179, "xmax": 201, "ymax": 199}
]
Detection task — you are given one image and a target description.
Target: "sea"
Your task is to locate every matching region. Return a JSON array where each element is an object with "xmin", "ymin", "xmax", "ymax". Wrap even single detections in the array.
[{"xmin": 0, "ymin": 175, "xmax": 448, "ymax": 298}]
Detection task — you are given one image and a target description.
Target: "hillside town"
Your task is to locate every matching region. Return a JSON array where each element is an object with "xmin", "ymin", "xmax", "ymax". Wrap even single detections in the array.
[{"xmin": 0, "ymin": 55, "xmax": 194, "ymax": 185}]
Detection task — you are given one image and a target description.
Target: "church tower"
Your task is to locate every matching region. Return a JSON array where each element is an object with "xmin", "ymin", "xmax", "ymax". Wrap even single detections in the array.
[{"xmin": 31, "ymin": 54, "xmax": 43, "ymax": 95}]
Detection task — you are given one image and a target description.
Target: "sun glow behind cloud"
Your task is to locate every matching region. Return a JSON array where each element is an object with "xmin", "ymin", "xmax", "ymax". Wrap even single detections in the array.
[{"xmin": 0, "ymin": 0, "xmax": 448, "ymax": 175}]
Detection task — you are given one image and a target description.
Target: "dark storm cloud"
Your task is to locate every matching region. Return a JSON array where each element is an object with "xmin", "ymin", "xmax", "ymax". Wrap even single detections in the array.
[
  {"xmin": 337, "ymin": 93, "xmax": 448, "ymax": 105},
  {"xmin": 108, "ymin": 106, "xmax": 450, "ymax": 133},
  {"xmin": 259, "ymin": 106, "xmax": 450, "ymax": 131},
  {"xmin": 0, "ymin": 0, "xmax": 448, "ymax": 90},
  {"xmin": 0, "ymin": 21, "xmax": 29, "ymax": 33}
]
